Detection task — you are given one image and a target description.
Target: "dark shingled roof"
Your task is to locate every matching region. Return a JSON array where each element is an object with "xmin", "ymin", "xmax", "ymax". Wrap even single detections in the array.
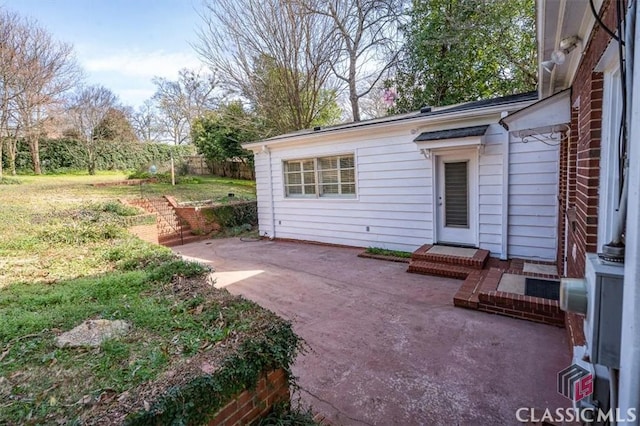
[
  {"xmin": 246, "ymin": 91, "xmax": 537, "ymax": 146},
  {"xmin": 413, "ymin": 125, "xmax": 490, "ymax": 142}
]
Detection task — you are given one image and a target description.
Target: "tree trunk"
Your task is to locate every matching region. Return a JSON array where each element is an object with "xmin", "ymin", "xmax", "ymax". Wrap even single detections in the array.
[
  {"xmin": 350, "ymin": 89, "xmax": 360, "ymax": 122},
  {"xmin": 28, "ymin": 136, "xmax": 42, "ymax": 174},
  {"xmin": 7, "ymin": 138, "xmax": 17, "ymax": 175},
  {"xmin": 349, "ymin": 53, "xmax": 360, "ymax": 122},
  {"xmin": 87, "ymin": 149, "xmax": 96, "ymax": 175},
  {"xmin": 0, "ymin": 139, "xmax": 3, "ymax": 180}
]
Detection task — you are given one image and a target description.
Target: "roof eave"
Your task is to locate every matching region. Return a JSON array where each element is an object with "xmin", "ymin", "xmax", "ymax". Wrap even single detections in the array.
[{"xmin": 243, "ymin": 98, "xmax": 536, "ymax": 150}]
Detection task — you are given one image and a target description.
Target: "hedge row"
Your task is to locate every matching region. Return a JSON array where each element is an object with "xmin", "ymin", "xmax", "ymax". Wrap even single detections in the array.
[{"xmin": 1, "ymin": 139, "xmax": 195, "ymax": 174}]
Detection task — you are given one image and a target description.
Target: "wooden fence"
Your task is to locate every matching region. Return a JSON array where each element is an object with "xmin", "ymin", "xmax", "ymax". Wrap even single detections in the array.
[{"xmin": 184, "ymin": 156, "xmax": 255, "ymax": 180}]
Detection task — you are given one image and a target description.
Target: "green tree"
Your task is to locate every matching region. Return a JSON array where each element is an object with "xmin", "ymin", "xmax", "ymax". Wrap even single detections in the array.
[
  {"xmin": 252, "ymin": 55, "xmax": 341, "ymax": 135},
  {"xmin": 391, "ymin": 0, "xmax": 536, "ymax": 112},
  {"xmin": 94, "ymin": 107, "xmax": 138, "ymax": 142},
  {"xmin": 191, "ymin": 102, "xmax": 258, "ymax": 166}
]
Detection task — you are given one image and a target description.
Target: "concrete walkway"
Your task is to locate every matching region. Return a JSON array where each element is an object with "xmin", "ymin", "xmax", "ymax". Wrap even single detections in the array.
[{"xmin": 176, "ymin": 239, "xmax": 571, "ymax": 425}]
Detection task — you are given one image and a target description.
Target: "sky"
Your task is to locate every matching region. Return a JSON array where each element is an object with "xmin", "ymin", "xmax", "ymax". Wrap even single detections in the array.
[{"xmin": 1, "ymin": 0, "xmax": 206, "ymax": 109}]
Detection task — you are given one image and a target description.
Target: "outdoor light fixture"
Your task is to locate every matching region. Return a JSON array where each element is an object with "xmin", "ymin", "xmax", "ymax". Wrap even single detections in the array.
[
  {"xmin": 552, "ymin": 36, "xmax": 582, "ymax": 65},
  {"xmin": 551, "ymin": 49, "xmax": 567, "ymax": 65}
]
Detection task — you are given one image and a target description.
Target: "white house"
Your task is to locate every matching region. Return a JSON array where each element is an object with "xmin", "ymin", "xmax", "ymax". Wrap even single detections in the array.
[{"xmin": 244, "ymin": 91, "xmax": 564, "ymax": 261}]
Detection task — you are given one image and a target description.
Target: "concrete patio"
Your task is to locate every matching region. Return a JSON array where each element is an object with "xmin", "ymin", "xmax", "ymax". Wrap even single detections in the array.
[{"xmin": 176, "ymin": 238, "xmax": 571, "ymax": 425}]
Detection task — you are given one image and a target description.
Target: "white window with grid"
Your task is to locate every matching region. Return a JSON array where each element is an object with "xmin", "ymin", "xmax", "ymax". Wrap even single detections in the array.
[
  {"xmin": 284, "ymin": 159, "xmax": 316, "ymax": 197},
  {"xmin": 318, "ymin": 155, "xmax": 356, "ymax": 197},
  {"xmin": 283, "ymin": 154, "xmax": 356, "ymax": 198}
]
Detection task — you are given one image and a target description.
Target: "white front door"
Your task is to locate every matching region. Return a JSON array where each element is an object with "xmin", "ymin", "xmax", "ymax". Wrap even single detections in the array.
[{"xmin": 436, "ymin": 152, "xmax": 478, "ymax": 246}]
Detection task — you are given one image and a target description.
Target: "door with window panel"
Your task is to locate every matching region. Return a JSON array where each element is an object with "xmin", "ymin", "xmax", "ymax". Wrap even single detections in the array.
[{"xmin": 436, "ymin": 152, "xmax": 477, "ymax": 246}]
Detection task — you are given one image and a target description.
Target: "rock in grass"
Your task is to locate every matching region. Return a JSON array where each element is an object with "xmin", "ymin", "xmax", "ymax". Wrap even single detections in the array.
[{"xmin": 55, "ymin": 319, "xmax": 131, "ymax": 348}]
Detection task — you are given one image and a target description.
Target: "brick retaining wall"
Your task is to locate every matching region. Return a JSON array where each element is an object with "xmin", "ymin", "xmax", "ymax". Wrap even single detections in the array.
[{"xmin": 207, "ymin": 369, "xmax": 289, "ymax": 426}]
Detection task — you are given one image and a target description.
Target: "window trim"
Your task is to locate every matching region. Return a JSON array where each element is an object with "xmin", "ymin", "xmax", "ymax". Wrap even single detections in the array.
[
  {"xmin": 282, "ymin": 152, "xmax": 357, "ymax": 200},
  {"xmin": 597, "ymin": 60, "xmax": 623, "ymax": 249}
]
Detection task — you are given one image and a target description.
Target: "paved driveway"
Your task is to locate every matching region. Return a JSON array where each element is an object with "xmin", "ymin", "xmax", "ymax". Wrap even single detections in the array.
[{"xmin": 176, "ymin": 239, "xmax": 571, "ymax": 425}]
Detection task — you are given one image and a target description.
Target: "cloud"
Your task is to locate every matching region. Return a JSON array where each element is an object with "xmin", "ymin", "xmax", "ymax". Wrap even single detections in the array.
[
  {"xmin": 83, "ymin": 50, "xmax": 204, "ymax": 80},
  {"xmin": 79, "ymin": 49, "xmax": 207, "ymax": 107}
]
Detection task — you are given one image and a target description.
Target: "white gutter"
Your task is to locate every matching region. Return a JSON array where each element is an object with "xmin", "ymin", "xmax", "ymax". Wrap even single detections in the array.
[{"xmin": 619, "ymin": 0, "xmax": 640, "ymax": 417}]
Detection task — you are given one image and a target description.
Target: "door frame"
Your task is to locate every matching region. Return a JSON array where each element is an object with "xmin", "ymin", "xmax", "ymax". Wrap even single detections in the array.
[{"xmin": 432, "ymin": 148, "xmax": 479, "ymax": 247}]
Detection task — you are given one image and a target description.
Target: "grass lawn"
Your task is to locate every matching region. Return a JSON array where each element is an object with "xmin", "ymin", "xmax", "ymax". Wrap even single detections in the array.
[
  {"xmin": 0, "ymin": 173, "xmax": 255, "ymax": 288},
  {"xmin": 0, "ymin": 173, "xmax": 300, "ymax": 425}
]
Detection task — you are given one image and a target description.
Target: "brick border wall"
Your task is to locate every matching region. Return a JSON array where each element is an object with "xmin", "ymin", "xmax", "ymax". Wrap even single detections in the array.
[
  {"xmin": 560, "ymin": 0, "xmax": 615, "ymax": 278},
  {"xmin": 478, "ymin": 290, "xmax": 565, "ymax": 327},
  {"xmin": 357, "ymin": 252, "xmax": 411, "ymax": 263},
  {"xmin": 207, "ymin": 369, "xmax": 289, "ymax": 426},
  {"xmin": 173, "ymin": 206, "xmax": 221, "ymax": 235}
]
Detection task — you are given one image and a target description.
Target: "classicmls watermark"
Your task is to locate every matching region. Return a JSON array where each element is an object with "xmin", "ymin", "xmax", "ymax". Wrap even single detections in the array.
[
  {"xmin": 515, "ymin": 364, "xmax": 637, "ymax": 423},
  {"xmin": 516, "ymin": 407, "xmax": 637, "ymax": 423},
  {"xmin": 557, "ymin": 364, "xmax": 593, "ymax": 402}
]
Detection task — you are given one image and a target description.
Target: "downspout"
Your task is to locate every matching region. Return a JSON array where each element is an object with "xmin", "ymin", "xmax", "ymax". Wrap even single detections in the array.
[
  {"xmin": 264, "ymin": 145, "xmax": 276, "ymax": 240},
  {"xmin": 501, "ymin": 120, "xmax": 510, "ymax": 260}
]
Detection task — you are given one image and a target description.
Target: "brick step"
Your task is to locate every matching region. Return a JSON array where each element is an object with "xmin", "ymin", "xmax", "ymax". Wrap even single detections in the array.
[
  {"xmin": 159, "ymin": 234, "xmax": 203, "ymax": 247},
  {"xmin": 407, "ymin": 260, "xmax": 475, "ymax": 280},
  {"xmin": 157, "ymin": 222, "xmax": 184, "ymax": 231},
  {"xmin": 411, "ymin": 244, "xmax": 489, "ymax": 270},
  {"xmin": 158, "ymin": 227, "xmax": 193, "ymax": 240}
]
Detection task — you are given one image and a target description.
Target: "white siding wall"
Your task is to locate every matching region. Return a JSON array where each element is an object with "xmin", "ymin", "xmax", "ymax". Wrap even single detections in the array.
[
  {"xmin": 507, "ymin": 135, "xmax": 560, "ymax": 260},
  {"xmin": 258, "ymin": 130, "xmax": 433, "ymax": 252},
  {"xmin": 254, "ymin": 122, "xmax": 559, "ymax": 260},
  {"xmin": 478, "ymin": 124, "xmax": 506, "ymax": 256}
]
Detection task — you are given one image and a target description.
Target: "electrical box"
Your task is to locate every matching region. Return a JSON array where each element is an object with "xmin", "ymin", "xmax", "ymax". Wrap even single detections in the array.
[{"xmin": 584, "ymin": 253, "xmax": 624, "ymax": 368}]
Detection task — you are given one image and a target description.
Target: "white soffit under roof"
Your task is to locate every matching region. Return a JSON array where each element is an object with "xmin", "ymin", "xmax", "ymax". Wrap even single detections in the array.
[
  {"xmin": 500, "ymin": 89, "xmax": 570, "ymax": 133},
  {"xmin": 537, "ymin": 0, "xmax": 603, "ymax": 98}
]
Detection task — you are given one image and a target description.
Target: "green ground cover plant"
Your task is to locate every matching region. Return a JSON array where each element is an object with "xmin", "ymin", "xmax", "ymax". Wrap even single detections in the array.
[
  {"xmin": 0, "ymin": 173, "xmax": 299, "ymax": 425},
  {"xmin": 365, "ymin": 247, "xmax": 413, "ymax": 258}
]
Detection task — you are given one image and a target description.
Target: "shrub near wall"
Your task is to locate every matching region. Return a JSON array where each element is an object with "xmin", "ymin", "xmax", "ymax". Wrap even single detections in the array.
[
  {"xmin": 1, "ymin": 139, "xmax": 195, "ymax": 174},
  {"xmin": 168, "ymin": 199, "xmax": 258, "ymax": 235}
]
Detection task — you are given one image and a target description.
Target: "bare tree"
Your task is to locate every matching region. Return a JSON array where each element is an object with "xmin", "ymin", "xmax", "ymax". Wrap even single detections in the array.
[
  {"xmin": 0, "ymin": 10, "xmax": 23, "ymax": 178},
  {"xmin": 66, "ymin": 85, "xmax": 118, "ymax": 175},
  {"xmin": 131, "ymin": 99, "xmax": 159, "ymax": 142},
  {"xmin": 194, "ymin": 0, "xmax": 338, "ymax": 134},
  {"xmin": 303, "ymin": 0, "xmax": 404, "ymax": 122},
  {"xmin": 152, "ymin": 68, "xmax": 218, "ymax": 144},
  {"xmin": 6, "ymin": 13, "xmax": 81, "ymax": 174}
]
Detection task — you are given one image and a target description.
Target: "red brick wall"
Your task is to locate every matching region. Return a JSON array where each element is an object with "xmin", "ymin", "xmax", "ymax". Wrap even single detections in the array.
[
  {"xmin": 174, "ymin": 206, "xmax": 221, "ymax": 235},
  {"xmin": 561, "ymin": 0, "xmax": 616, "ymax": 277},
  {"xmin": 207, "ymin": 369, "xmax": 289, "ymax": 426},
  {"xmin": 478, "ymin": 291, "xmax": 565, "ymax": 327}
]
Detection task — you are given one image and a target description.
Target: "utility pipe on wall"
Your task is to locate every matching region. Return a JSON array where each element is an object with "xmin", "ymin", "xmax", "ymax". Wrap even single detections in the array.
[{"xmin": 619, "ymin": 0, "xmax": 640, "ymax": 419}]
